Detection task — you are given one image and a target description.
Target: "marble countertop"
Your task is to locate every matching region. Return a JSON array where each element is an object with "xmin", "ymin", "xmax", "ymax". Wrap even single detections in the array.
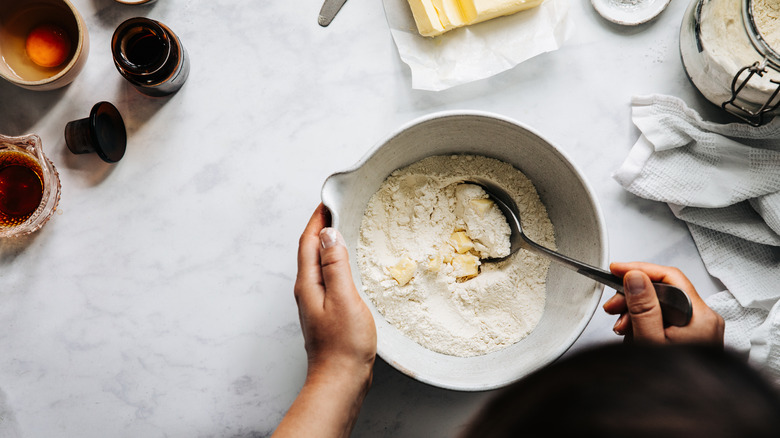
[{"xmin": 0, "ymin": 0, "xmax": 728, "ymax": 437}]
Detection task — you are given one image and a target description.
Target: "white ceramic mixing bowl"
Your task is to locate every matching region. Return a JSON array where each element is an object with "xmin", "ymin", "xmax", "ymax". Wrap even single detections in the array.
[{"xmin": 321, "ymin": 111, "xmax": 607, "ymax": 391}]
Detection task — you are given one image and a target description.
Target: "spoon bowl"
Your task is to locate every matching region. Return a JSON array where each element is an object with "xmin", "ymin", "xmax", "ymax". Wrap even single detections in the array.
[{"xmin": 468, "ymin": 178, "xmax": 693, "ymax": 327}]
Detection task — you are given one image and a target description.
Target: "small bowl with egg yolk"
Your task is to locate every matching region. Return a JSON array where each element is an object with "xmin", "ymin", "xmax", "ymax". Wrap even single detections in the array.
[{"xmin": 0, "ymin": 0, "xmax": 89, "ymax": 91}]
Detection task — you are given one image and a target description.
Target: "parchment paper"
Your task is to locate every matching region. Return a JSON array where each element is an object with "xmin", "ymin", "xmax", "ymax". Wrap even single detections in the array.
[{"xmin": 383, "ymin": 0, "xmax": 573, "ymax": 91}]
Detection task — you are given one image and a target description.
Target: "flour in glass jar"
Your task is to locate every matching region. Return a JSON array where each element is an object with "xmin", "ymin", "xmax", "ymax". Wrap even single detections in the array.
[
  {"xmin": 688, "ymin": 0, "xmax": 780, "ymax": 107},
  {"xmin": 753, "ymin": 0, "xmax": 780, "ymax": 49},
  {"xmin": 356, "ymin": 155, "xmax": 555, "ymax": 357}
]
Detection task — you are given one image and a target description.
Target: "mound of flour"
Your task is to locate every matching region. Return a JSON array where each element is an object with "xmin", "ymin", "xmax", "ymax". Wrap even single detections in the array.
[{"xmin": 357, "ymin": 155, "xmax": 555, "ymax": 357}]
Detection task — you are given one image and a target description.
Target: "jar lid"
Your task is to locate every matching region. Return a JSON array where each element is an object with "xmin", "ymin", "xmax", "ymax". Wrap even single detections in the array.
[{"xmin": 65, "ymin": 102, "xmax": 127, "ymax": 163}]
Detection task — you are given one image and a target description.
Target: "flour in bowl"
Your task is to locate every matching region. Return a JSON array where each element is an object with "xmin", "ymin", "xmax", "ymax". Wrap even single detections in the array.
[{"xmin": 356, "ymin": 155, "xmax": 555, "ymax": 357}]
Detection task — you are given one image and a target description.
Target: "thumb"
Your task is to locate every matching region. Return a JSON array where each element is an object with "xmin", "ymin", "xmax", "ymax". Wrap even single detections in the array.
[
  {"xmin": 319, "ymin": 228, "xmax": 358, "ymax": 299},
  {"xmin": 624, "ymin": 270, "xmax": 666, "ymax": 344}
]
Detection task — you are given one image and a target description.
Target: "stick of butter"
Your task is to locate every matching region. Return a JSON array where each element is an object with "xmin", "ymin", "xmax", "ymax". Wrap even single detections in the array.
[
  {"xmin": 407, "ymin": 0, "xmax": 446, "ymax": 37},
  {"xmin": 407, "ymin": 0, "xmax": 545, "ymax": 37},
  {"xmin": 432, "ymin": 0, "xmax": 467, "ymax": 28}
]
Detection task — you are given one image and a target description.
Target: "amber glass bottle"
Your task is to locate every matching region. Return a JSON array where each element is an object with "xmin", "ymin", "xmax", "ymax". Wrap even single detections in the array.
[{"xmin": 111, "ymin": 17, "xmax": 189, "ymax": 97}]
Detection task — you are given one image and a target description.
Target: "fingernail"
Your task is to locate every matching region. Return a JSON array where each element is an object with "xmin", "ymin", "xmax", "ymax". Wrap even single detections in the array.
[
  {"xmin": 625, "ymin": 272, "xmax": 646, "ymax": 295},
  {"xmin": 320, "ymin": 228, "xmax": 342, "ymax": 249},
  {"xmin": 613, "ymin": 314, "xmax": 625, "ymax": 335}
]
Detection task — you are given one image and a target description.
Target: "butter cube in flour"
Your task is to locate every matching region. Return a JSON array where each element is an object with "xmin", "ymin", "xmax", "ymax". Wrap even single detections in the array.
[
  {"xmin": 469, "ymin": 198, "xmax": 494, "ymax": 217},
  {"xmin": 452, "ymin": 253, "xmax": 480, "ymax": 279},
  {"xmin": 389, "ymin": 257, "xmax": 416, "ymax": 286},
  {"xmin": 449, "ymin": 231, "xmax": 475, "ymax": 254},
  {"xmin": 427, "ymin": 253, "xmax": 443, "ymax": 272}
]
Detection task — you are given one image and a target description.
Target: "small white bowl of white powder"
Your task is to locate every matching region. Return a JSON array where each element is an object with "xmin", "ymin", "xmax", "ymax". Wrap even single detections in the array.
[{"xmin": 322, "ymin": 111, "xmax": 607, "ymax": 391}]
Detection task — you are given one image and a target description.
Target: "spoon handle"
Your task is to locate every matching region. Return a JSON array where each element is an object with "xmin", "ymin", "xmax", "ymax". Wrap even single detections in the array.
[
  {"xmin": 467, "ymin": 178, "xmax": 693, "ymax": 327},
  {"xmin": 522, "ymin": 237, "xmax": 693, "ymax": 327}
]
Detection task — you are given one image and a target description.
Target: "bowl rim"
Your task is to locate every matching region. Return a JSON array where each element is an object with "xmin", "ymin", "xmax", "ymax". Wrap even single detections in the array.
[
  {"xmin": 322, "ymin": 110, "xmax": 609, "ymax": 390},
  {"xmin": 590, "ymin": 0, "xmax": 672, "ymax": 26},
  {"xmin": 0, "ymin": 0, "xmax": 88, "ymax": 87}
]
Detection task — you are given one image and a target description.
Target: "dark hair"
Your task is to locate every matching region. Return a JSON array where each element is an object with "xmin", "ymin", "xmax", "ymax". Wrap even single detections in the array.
[{"xmin": 460, "ymin": 343, "xmax": 780, "ymax": 438}]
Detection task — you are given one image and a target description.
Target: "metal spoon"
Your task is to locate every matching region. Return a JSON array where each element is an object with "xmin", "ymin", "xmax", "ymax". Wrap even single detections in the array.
[{"xmin": 467, "ymin": 179, "xmax": 693, "ymax": 327}]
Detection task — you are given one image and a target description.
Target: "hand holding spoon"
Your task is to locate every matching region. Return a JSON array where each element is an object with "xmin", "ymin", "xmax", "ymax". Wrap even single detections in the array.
[{"xmin": 467, "ymin": 179, "xmax": 693, "ymax": 327}]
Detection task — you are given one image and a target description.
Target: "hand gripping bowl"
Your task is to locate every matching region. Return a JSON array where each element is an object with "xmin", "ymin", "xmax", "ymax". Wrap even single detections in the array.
[{"xmin": 321, "ymin": 111, "xmax": 607, "ymax": 391}]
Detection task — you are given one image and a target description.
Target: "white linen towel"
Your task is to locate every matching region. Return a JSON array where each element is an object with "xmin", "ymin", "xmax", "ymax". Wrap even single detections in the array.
[{"xmin": 613, "ymin": 95, "xmax": 780, "ymax": 381}]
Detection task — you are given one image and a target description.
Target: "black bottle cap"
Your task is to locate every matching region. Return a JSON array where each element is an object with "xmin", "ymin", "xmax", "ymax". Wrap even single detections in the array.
[{"xmin": 65, "ymin": 102, "xmax": 127, "ymax": 163}]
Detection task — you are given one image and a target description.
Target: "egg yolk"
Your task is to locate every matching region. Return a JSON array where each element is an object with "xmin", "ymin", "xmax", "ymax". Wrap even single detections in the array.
[{"xmin": 25, "ymin": 24, "xmax": 71, "ymax": 68}]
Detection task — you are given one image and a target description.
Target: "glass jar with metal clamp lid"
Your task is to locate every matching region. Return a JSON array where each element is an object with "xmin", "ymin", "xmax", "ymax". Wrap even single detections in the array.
[{"xmin": 680, "ymin": 0, "xmax": 780, "ymax": 126}]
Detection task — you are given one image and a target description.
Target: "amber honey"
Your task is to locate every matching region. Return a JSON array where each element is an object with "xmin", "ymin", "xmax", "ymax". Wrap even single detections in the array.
[{"xmin": 0, "ymin": 151, "xmax": 44, "ymax": 228}]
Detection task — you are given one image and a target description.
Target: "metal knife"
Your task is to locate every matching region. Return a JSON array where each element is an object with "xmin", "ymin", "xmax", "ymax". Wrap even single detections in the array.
[{"xmin": 318, "ymin": 0, "xmax": 348, "ymax": 27}]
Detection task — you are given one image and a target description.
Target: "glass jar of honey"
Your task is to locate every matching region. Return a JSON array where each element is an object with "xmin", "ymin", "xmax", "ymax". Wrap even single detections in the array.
[{"xmin": 0, "ymin": 133, "xmax": 61, "ymax": 237}]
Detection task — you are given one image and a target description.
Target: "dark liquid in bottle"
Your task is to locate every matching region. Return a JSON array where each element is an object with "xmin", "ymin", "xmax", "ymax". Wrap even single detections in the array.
[
  {"xmin": 112, "ymin": 18, "xmax": 189, "ymax": 96},
  {"xmin": 0, "ymin": 151, "xmax": 44, "ymax": 227},
  {"xmin": 125, "ymin": 31, "xmax": 165, "ymax": 67}
]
